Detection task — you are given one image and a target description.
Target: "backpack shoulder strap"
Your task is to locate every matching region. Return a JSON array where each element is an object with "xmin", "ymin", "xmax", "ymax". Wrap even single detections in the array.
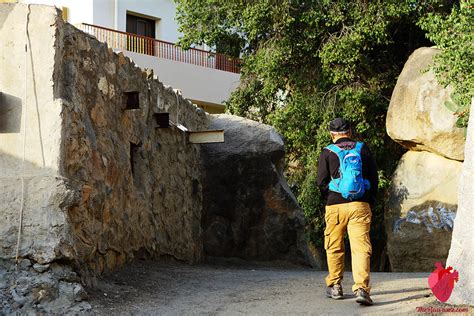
[
  {"xmin": 354, "ymin": 142, "xmax": 364, "ymax": 153},
  {"xmin": 325, "ymin": 144, "xmax": 345, "ymax": 166},
  {"xmin": 325, "ymin": 144, "xmax": 343, "ymax": 155}
]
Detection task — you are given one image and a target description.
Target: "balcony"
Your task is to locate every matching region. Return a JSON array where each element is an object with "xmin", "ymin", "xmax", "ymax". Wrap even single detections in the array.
[{"xmin": 77, "ymin": 23, "xmax": 240, "ymax": 74}]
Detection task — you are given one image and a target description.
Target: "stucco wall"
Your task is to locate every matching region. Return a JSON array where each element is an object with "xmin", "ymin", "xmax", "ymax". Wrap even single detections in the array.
[
  {"xmin": 0, "ymin": 3, "xmax": 71, "ymax": 264},
  {"xmin": 93, "ymin": 0, "xmax": 114, "ymax": 29},
  {"xmin": 125, "ymin": 51, "xmax": 240, "ymax": 107},
  {"xmin": 21, "ymin": 0, "xmax": 182, "ymax": 43},
  {"xmin": 0, "ymin": 3, "xmax": 61, "ymax": 169},
  {"xmin": 19, "ymin": 0, "xmax": 94, "ymax": 25}
]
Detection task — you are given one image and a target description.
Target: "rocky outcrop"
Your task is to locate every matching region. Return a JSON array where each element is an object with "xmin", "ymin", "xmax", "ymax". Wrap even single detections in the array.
[
  {"xmin": 0, "ymin": 259, "xmax": 90, "ymax": 314},
  {"xmin": 446, "ymin": 100, "xmax": 474, "ymax": 305},
  {"xmin": 385, "ymin": 151, "xmax": 461, "ymax": 272},
  {"xmin": 385, "ymin": 47, "xmax": 465, "ymax": 272},
  {"xmin": 386, "ymin": 47, "xmax": 465, "ymax": 161},
  {"xmin": 201, "ymin": 115, "xmax": 309, "ymax": 265}
]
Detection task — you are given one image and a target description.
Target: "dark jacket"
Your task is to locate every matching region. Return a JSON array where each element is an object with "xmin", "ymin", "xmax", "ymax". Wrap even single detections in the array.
[{"xmin": 317, "ymin": 138, "xmax": 378, "ymax": 207}]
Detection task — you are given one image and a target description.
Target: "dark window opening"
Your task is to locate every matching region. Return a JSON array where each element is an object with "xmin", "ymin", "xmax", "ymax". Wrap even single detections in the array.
[
  {"xmin": 126, "ymin": 14, "xmax": 156, "ymax": 38},
  {"xmin": 125, "ymin": 91, "xmax": 140, "ymax": 110},
  {"xmin": 154, "ymin": 113, "xmax": 170, "ymax": 128},
  {"xmin": 126, "ymin": 13, "xmax": 156, "ymax": 55}
]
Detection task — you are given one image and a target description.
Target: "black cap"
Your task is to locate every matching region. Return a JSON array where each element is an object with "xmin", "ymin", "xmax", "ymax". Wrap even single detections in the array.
[{"xmin": 329, "ymin": 118, "xmax": 350, "ymax": 132}]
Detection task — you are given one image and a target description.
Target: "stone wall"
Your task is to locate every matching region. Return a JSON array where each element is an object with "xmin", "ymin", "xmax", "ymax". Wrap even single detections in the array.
[
  {"xmin": 385, "ymin": 47, "xmax": 464, "ymax": 272},
  {"xmin": 0, "ymin": 2, "xmax": 207, "ymax": 276},
  {"xmin": 0, "ymin": 3, "xmax": 207, "ymax": 312},
  {"xmin": 56, "ymin": 20, "xmax": 207, "ymax": 278}
]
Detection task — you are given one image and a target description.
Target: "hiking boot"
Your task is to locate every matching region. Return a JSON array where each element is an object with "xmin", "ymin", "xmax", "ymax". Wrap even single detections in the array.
[
  {"xmin": 326, "ymin": 284, "xmax": 343, "ymax": 299},
  {"xmin": 355, "ymin": 288, "xmax": 373, "ymax": 306}
]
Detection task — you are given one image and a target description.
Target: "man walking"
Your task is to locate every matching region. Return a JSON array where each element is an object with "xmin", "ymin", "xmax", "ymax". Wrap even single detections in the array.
[{"xmin": 317, "ymin": 118, "xmax": 378, "ymax": 306}]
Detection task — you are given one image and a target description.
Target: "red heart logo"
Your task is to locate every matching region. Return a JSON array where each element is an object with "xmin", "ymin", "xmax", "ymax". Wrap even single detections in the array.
[{"xmin": 428, "ymin": 262, "xmax": 459, "ymax": 302}]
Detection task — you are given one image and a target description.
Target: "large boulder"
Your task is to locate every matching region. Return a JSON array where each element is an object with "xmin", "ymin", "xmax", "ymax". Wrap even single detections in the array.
[
  {"xmin": 386, "ymin": 47, "xmax": 465, "ymax": 161},
  {"xmin": 201, "ymin": 114, "xmax": 312, "ymax": 266},
  {"xmin": 385, "ymin": 151, "xmax": 462, "ymax": 272},
  {"xmin": 446, "ymin": 101, "xmax": 474, "ymax": 305}
]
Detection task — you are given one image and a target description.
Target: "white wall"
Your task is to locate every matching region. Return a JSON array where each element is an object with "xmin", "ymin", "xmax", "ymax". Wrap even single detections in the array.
[
  {"xmin": 111, "ymin": 0, "xmax": 180, "ymax": 43},
  {"xmin": 19, "ymin": 0, "xmax": 94, "ymax": 25},
  {"xmin": 20, "ymin": 0, "xmax": 179, "ymax": 42},
  {"xmin": 18, "ymin": 0, "xmax": 238, "ymax": 106},
  {"xmin": 93, "ymin": 0, "xmax": 114, "ymax": 28},
  {"xmin": 0, "ymin": 3, "xmax": 63, "ymax": 171},
  {"xmin": 20, "ymin": 0, "xmax": 210, "ymax": 48},
  {"xmin": 124, "ymin": 51, "xmax": 240, "ymax": 106}
]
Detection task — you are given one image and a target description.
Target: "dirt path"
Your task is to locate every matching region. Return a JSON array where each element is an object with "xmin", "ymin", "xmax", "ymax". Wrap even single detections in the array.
[{"xmin": 89, "ymin": 260, "xmax": 441, "ymax": 315}]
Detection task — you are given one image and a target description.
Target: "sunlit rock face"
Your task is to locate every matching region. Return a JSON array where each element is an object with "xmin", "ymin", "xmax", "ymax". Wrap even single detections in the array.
[
  {"xmin": 446, "ymin": 101, "xmax": 474, "ymax": 305},
  {"xmin": 386, "ymin": 47, "xmax": 465, "ymax": 161},
  {"xmin": 385, "ymin": 46, "xmax": 467, "ymax": 272}
]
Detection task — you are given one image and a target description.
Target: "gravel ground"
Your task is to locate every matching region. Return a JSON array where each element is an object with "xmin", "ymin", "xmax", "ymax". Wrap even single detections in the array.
[{"xmin": 88, "ymin": 260, "xmax": 469, "ymax": 315}]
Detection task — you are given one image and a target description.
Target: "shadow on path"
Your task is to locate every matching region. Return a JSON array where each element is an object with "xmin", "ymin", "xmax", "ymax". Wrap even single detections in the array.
[
  {"xmin": 372, "ymin": 286, "xmax": 429, "ymax": 296},
  {"xmin": 374, "ymin": 293, "xmax": 432, "ymax": 306},
  {"xmin": 90, "ymin": 261, "xmax": 437, "ymax": 315}
]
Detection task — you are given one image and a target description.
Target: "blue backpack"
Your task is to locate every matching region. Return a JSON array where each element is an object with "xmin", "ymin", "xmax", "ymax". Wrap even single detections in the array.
[{"xmin": 325, "ymin": 142, "xmax": 370, "ymax": 200}]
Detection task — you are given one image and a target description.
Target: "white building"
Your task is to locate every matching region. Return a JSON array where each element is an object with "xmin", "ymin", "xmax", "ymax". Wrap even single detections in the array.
[{"xmin": 18, "ymin": 0, "xmax": 241, "ymax": 113}]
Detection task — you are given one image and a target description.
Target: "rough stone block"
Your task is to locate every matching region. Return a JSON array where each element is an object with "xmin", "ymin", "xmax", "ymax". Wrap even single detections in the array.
[
  {"xmin": 386, "ymin": 47, "xmax": 465, "ymax": 161},
  {"xmin": 385, "ymin": 151, "xmax": 462, "ymax": 271},
  {"xmin": 201, "ymin": 114, "xmax": 311, "ymax": 265}
]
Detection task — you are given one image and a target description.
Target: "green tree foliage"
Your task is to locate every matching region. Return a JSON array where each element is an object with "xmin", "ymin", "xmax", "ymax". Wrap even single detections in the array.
[
  {"xmin": 175, "ymin": 0, "xmax": 453, "ymax": 266},
  {"xmin": 419, "ymin": 0, "xmax": 474, "ymax": 127}
]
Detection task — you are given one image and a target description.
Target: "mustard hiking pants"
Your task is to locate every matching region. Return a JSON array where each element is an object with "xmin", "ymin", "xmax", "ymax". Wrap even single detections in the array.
[{"xmin": 324, "ymin": 201, "xmax": 372, "ymax": 293}]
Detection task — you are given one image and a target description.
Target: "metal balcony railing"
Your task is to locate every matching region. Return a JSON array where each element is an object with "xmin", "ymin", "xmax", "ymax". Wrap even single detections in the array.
[{"xmin": 77, "ymin": 23, "xmax": 241, "ymax": 74}]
